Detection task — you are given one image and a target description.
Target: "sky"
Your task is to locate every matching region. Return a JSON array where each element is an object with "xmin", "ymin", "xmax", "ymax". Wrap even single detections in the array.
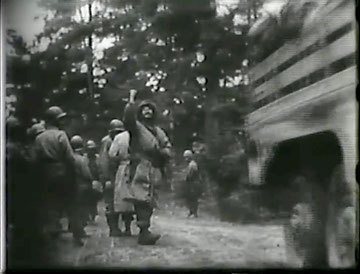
[
  {"xmin": 4, "ymin": 0, "xmax": 287, "ymax": 48},
  {"xmin": 4, "ymin": 0, "xmax": 47, "ymax": 46}
]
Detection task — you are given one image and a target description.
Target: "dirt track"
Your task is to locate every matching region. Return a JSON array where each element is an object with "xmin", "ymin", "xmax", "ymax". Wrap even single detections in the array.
[{"xmin": 51, "ymin": 200, "xmax": 289, "ymax": 269}]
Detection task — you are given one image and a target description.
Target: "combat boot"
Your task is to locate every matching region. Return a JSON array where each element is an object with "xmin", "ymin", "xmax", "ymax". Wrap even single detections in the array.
[
  {"xmin": 79, "ymin": 229, "xmax": 90, "ymax": 238},
  {"xmin": 73, "ymin": 236, "xmax": 84, "ymax": 247},
  {"xmin": 109, "ymin": 228, "xmax": 123, "ymax": 237},
  {"xmin": 124, "ymin": 219, "xmax": 132, "ymax": 236},
  {"xmin": 106, "ymin": 213, "xmax": 123, "ymax": 237},
  {"xmin": 138, "ymin": 229, "xmax": 161, "ymax": 245}
]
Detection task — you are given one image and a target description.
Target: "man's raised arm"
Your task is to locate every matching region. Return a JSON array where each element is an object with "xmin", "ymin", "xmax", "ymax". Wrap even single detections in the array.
[{"xmin": 123, "ymin": 89, "xmax": 138, "ymax": 132}]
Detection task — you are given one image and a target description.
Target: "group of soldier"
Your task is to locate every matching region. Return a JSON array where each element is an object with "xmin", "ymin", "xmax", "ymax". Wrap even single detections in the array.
[{"xmin": 6, "ymin": 89, "xmax": 205, "ymax": 267}]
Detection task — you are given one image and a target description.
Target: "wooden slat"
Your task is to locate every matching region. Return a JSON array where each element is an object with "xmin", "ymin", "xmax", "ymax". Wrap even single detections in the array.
[
  {"xmin": 250, "ymin": 2, "xmax": 354, "ymax": 82},
  {"xmin": 254, "ymin": 31, "xmax": 355, "ymax": 102},
  {"xmin": 247, "ymin": 66, "xmax": 356, "ymax": 126}
]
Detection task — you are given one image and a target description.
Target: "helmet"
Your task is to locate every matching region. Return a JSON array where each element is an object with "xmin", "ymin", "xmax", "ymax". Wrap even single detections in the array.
[
  {"xmin": 27, "ymin": 123, "xmax": 45, "ymax": 138},
  {"xmin": 6, "ymin": 116, "xmax": 20, "ymax": 130},
  {"xmin": 45, "ymin": 106, "xmax": 67, "ymax": 121},
  {"xmin": 109, "ymin": 119, "xmax": 124, "ymax": 132},
  {"xmin": 86, "ymin": 140, "xmax": 96, "ymax": 149},
  {"xmin": 183, "ymin": 150, "xmax": 193, "ymax": 158},
  {"xmin": 70, "ymin": 135, "xmax": 84, "ymax": 150}
]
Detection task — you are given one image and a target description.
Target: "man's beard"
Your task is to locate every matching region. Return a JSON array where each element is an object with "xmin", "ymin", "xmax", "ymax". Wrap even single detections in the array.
[{"xmin": 141, "ymin": 114, "xmax": 154, "ymax": 122}]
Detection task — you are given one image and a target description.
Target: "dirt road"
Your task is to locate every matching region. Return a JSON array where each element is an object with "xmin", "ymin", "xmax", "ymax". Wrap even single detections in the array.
[{"xmin": 50, "ymin": 200, "xmax": 289, "ymax": 269}]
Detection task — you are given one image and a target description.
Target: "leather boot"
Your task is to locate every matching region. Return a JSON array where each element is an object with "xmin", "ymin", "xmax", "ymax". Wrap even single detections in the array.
[
  {"xmin": 107, "ymin": 213, "xmax": 123, "ymax": 237},
  {"xmin": 124, "ymin": 220, "xmax": 132, "ymax": 236},
  {"xmin": 138, "ymin": 228, "xmax": 161, "ymax": 245},
  {"xmin": 109, "ymin": 228, "xmax": 123, "ymax": 237},
  {"xmin": 73, "ymin": 236, "xmax": 84, "ymax": 247}
]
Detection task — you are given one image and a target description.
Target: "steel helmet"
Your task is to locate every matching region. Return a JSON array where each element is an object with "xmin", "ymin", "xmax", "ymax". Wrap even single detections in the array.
[
  {"xmin": 109, "ymin": 119, "xmax": 124, "ymax": 132},
  {"xmin": 27, "ymin": 123, "xmax": 45, "ymax": 138},
  {"xmin": 45, "ymin": 106, "xmax": 67, "ymax": 121},
  {"xmin": 6, "ymin": 116, "xmax": 20, "ymax": 130},
  {"xmin": 86, "ymin": 140, "xmax": 96, "ymax": 149},
  {"xmin": 70, "ymin": 135, "xmax": 84, "ymax": 150},
  {"xmin": 183, "ymin": 150, "xmax": 193, "ymax": 158}
]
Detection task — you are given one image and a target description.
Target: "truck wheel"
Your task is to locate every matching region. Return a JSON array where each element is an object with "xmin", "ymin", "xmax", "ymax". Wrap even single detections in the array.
[
  {"xmin": 284, "ymin": 172, "xmax": 328, "ymax": 268},
  {"xmin": 326, "ymin": 164, "xmax": 356, "ymax": 268}
]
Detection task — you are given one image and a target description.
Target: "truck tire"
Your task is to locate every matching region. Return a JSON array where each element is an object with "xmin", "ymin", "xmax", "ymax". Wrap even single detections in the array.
[
  {"xmin": 326, "ymin": 164, "xmax": 356, "ymax": 268},
  {"xmin": 284, "ymin": 171, "xmax": 328, "ymax": 268}
]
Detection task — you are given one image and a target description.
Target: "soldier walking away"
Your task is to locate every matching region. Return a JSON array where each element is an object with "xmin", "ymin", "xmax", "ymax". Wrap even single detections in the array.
[
  {"xmin": 6, "ymin": 117, "xmax": 35, "ymax": 268},
  {"xmin": 108, "ymin": 127, "xmax": 136, "ymax": 236},
  {"xmin": 24, "ymin": 123, "xmax": 46, "ymax": 256},
  {"xmin": 123, "ymin": 89, "xmax": 172, "ymax": 245},
  {"xmin": 33, "ymin": 106, "xmax": 76, "ymax": 244},
  {"xmin": 69, "ymin": 135, "xmax": 93, "ymax": 246},
  {"xmin": 183, "ymin": 150, "xmax": 202, "ymax": 218},
  {"xmin": 85, "ymin": 140, "xmax": 103, "ymax": 224},
  {"xmin": 100, "ymin": 119, "xmax": 125, "ymax": 237}
]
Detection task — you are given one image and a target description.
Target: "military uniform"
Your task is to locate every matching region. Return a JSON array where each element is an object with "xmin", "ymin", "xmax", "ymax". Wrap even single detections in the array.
[
  {"xmin": 123, "ymin": 100, "xmax": 172, "ymax": 245},
  {"xmin": 184, "ymin": 159, "xmax": 202, "ymax": 217},
  {"xmin": 84, "ymin": 151, "xmax": 102, "ymax": 222},
  {"xmin": 99, "ymin": 134, "xmax": 121, "ymax": 236},
  {"xmin": 70, "ymin": 150, "xmax": 93, "ymax": 241},
  {"xmin": 34, "ymin": 125, "xmax": 76, "ymax": 236},
  {"xmin": 108, "ymin": 131, "xmax": 135, "ymax": 236},
  {"xmin": 100, "ymin": 119, "xmax": 126, "ymax": 237},
  {"xmin": 6, "ymin": 118, "xmax": 32, "ymax": 266},
  {"xmin": 24, "ymin": 123, "xmax": 46, "ymax": 246},
  {"xmin": 99, "ymin": 135, "xmax": 114, "ymax": 209}
]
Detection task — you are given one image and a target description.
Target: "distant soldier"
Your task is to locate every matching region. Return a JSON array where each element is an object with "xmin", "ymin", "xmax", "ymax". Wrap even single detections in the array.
[
  {"xmin": 84, "ymin": 140, "xmax": 102, "ymax": 224},
  {"xmin": 183, "ymin": 150, "xmax": 202, "ymax": 218},
  {"xmin": 123, "ymin": 89, "xmax": 172, "ymax": 245},
  {"xmin": 25, "ymin": 123, "xmax": 46, "ymax": 243},
  {"xmin": 69, "ymin": 135, "xmax": 93, "ymax": 246},
  {"xmin": 33, "ymin": 106, "xmax": 76, "ymax": 240},
  {"xmin": 108, "ymin": 127, "xmax": 135, "ymax": 236},
  {"xmin": 100, "ymin": 119, "xmax": 125, "ymax": 237}
]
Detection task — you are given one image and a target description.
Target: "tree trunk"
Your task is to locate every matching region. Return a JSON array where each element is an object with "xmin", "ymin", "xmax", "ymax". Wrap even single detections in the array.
[
  {"xmin": 204, "ymin": 90, "xmax": 218, "ymax": 146},
  {"xmin": 247, "ymin": 0, "xmax": 252, "ymax": 24},
  {"xmin": 87, "ymin": 2, "xmax": 94, "ymax": 100},
  {"xmin": 253, "ymin": 1, "xmax": 258, "ymax": 20}
]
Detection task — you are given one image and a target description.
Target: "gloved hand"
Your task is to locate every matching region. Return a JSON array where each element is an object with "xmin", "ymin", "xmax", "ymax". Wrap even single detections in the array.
[
  {"xmin": 105, "ymin": 181, "xmax": 112, "ymax": 189},
  {"xmin": 92, "ymin": 180, "xmax": 103, "ymax": 192}
]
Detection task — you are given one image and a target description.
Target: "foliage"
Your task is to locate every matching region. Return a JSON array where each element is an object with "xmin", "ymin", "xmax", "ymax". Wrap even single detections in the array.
[
  {"xmin": 6, "ymin": 0, "xmax": 258, "ymax": 147},
  {"xmin": 202, "ymin": 130, "xmax": 247, "ymax": 197}
]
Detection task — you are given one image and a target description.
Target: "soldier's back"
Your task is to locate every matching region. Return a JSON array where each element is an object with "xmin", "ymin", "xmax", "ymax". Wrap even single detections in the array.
[
  {"xmin": 74, "ymin": 153, "xmax": 92, "ymax": 186},
  {"xmin": 35, "ymin": 129, "xmax": 67, "ymax": 161}
]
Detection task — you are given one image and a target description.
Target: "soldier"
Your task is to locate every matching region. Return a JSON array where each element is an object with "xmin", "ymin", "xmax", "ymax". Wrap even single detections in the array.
[
  {"xmin": 26, "ymin": 123, "xmax": 45, "ymax": 157},
  {"xmin": 69, "ymin": 135, "xmax": 93, "ymax": 246},
  {"xmin": 6, "ymin": 117, "xmax": 30, "ymax": 265},
  {"xmin": 33, "ymin": 106, "xmax": 76, "ymax": 242},
  {"xmin": 25, "ymin": 123, "xmax": 46, "ymax": 245},
  {"xmin": 85, "ymin": 140, "xmax": 102, "ymax": 224},
  {"xmin": 108, "ymin": 126, "xmax": 135, "ymax": 236},
  {"xmin": 123, "ymin": 89, "xmax": 172, "ymax": 245},
  {"xmin": 100, "ymin": 119, "xmax": 125, "ymax": 237},
  {"xmin": 183, "ymin": 150, "xmax": 202, "ymax": 218}
]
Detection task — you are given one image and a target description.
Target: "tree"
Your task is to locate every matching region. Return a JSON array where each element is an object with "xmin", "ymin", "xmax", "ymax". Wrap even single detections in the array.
[{"xmin": 6, "ymin": 0, "xmax": 260, "ymax": 147}]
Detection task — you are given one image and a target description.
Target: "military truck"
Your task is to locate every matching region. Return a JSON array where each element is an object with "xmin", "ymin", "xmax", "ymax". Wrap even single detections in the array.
[{"xmin": 245, "ymin": 0, "xmax": 357, "ymax": 268}]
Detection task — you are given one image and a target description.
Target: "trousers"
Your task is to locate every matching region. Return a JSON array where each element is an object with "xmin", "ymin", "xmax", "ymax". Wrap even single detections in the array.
[
  {"xmin": 134, "ymin": 201, "xmax": 153, "ymax": 229},
  {"xmin": 68, "ymin": 185, "xmax": 91, "ymax": 237}
]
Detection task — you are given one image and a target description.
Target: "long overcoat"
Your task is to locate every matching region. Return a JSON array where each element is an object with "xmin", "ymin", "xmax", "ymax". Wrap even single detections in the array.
[
  {"xmin": 108, "ymin": 131, "xmax": 135, "ymax": 213},
  {"xmin": 123, "ymin": 101, "xmax": 172, "ymax": 207}
]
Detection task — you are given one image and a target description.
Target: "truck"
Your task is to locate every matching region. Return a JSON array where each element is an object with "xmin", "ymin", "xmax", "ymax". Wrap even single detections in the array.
[{"xmin": 245, "ymin": 0, "xmax": 357, "ymax": 268}]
